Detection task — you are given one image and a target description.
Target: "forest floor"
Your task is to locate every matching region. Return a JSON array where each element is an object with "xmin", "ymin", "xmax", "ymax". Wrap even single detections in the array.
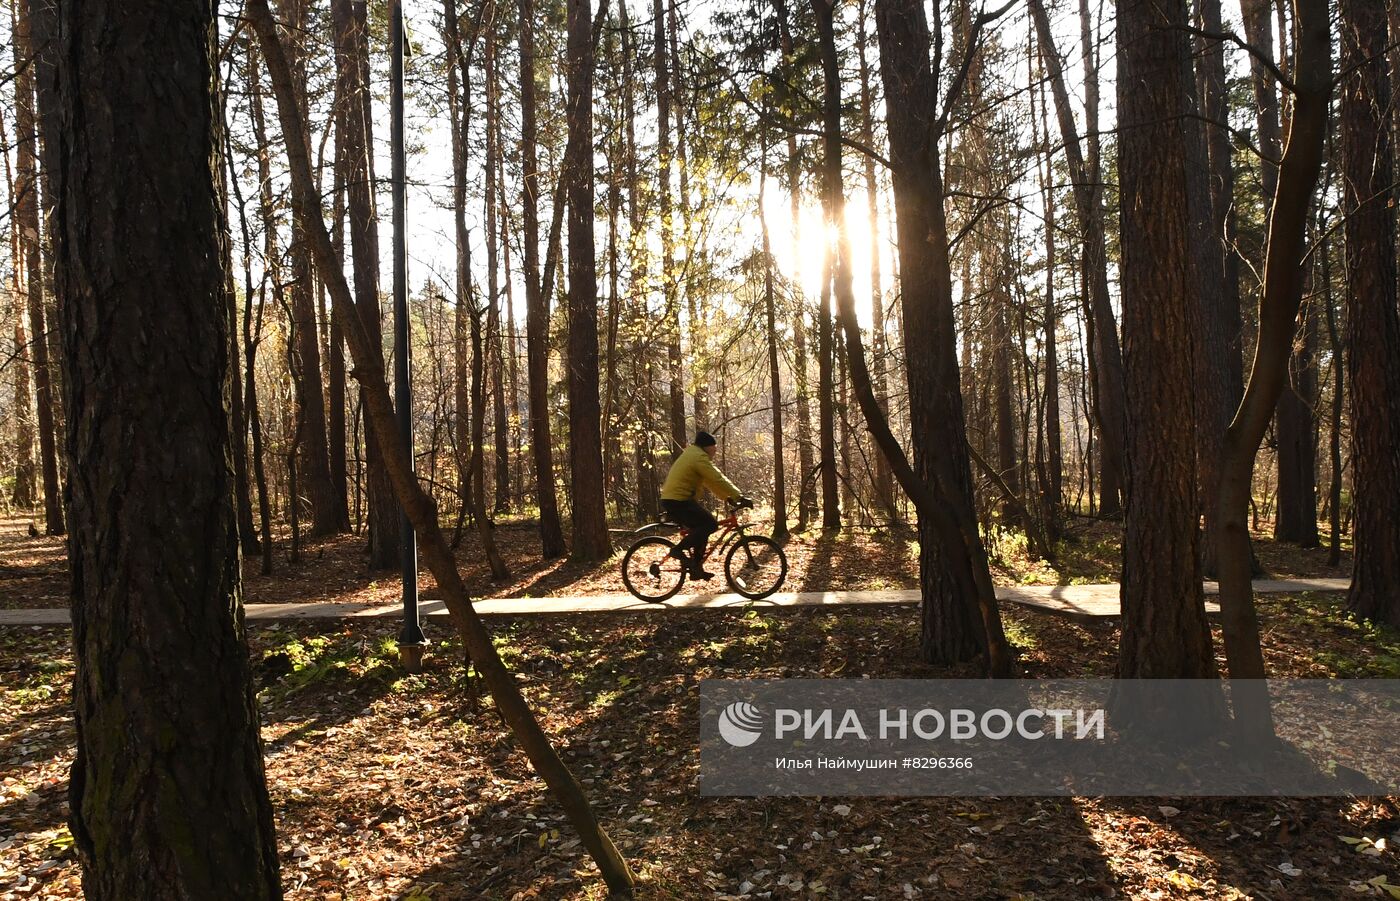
[
  {"xmin": 3, "ymin": 514, "xmax": 1392, "ymax": 900},
  {"xmin": 4, "ymin": 592, "xmax": 1400, "ymax": 899}
]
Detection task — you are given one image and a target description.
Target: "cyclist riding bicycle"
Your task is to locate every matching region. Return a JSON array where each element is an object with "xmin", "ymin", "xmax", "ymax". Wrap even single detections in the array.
[{"xmin": 659, "ymin": 431, "xmax": 751, "ymax": 580}]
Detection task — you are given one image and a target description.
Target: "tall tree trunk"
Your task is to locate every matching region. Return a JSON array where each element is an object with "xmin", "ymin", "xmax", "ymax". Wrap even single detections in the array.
[
  {"xmin": 856, "ymin": 0, "xmax": 897, "ymax": 521},
  {"xmin": 653, "ymin": 0, "xmax": 686, "ymax": 454},
  {"xmin": 485, "ymin": 17, "xmax": 512, "ymax": 515},
  {"xmin": 55, "ymin": 2, "xmax": 281, "ymax": 893},
  {"xmin": 668, "ymin": 0, "xmax": 705, "ymax": 433},
  {"xmin": 519, "ymin": 0, "xmax": 567, "ymax": 557},
  {"xmin": 1113, "ymin": 0, "xmax": 1217, "ymax": 683},
  {"xmin": 245, "ymin": 39, "xmax": 278, "ymax": 575},
  {"xmin": 871, "ymin": 0, "xmax": 1013, "ymax": 674},
  {"xmin": 817, "ymin": 262, "xmax": 841, "ymax": 531},
  {"xmin": 325, "ymin": 135, "xmax": 350, "ymax": 533},
  {"xmin": 218, "ymin": 83, "xmax": 260, "ymax": 556},
  {"xmin": 1275, "ymin": 297, "xmax": 1320, "ymax": 545},
  {"xmin": 247, "ymin": 5, "xmax": 636, "ymax": 890},
  {"xmin": 566, "ymin": 0, "xmax": 611, "ymax": 560},
  {"xmin": 332, "ymin": 0, "xmax": 399, "ymax": 566},
  {"xmin": 14, "ymin": 0, "xmax": 63, "ymax": 535},
  {"xmin": 1028, "ymin": 0, "xmax": 1125, "ymax": 518},
  {"xmin": 1240, "ymin": 0, "xmax": 1283, "ymax": 199},
  {"xmin": 1321, "ymin": 232, "xmax": 1344, "ymax": 567},
  {"xmin": 1184, "ymin": 22, "xmax": 1235, "ymax": 576},
  {"xmin": 4, "ymin": 91, "xmax": 38, "ymax": 509},
  {"xmin": 773, "ymin": 0, "xmax": 815, "ymax": 529},
  {"xmin": 1340, "ymin": 0, "xmax": 1400, "ymax": 627},
  {"xmin": 1031, "ymin": 50, "xmax": 1063, "ymax": 516},
  {"xmin": 760, "ymin": 153, "xmax": 789, "ymax": 541},
  {"xmin": 619, "ymin": 0, "xmax": 658, "ymax": 521},
  {"xmin": 1196, "ymin": 0, "xmax": 1244, "ymax": 407},
  {"xmin": 277, "ymin": 0, "xmax": 339, "ymax": 539}
]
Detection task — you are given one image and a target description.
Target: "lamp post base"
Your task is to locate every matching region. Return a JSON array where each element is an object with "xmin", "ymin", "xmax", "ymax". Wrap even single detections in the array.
[{"xmin": 398, "ymin": 642, "xmax": 427, "ymax": 673}]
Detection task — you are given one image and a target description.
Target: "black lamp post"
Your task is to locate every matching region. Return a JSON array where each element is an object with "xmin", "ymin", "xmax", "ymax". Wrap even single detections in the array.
[{"xmin": 390, "ymin": 0, "xmax": 425, "ymax": 671}]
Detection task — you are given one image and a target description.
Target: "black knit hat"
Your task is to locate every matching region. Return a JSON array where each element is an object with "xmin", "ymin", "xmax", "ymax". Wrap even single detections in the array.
[{"xmin": 694, "ymin": 431, "xmax": 717, "ymax": 447}]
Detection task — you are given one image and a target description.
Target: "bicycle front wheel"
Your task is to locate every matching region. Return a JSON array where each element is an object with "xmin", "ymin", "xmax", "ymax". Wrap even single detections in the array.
[
  {"xmin": 725, "ymin": 535, "xmax": 787, "ymax": 600},
  {"xmin": 621, "ymin": 536, "xmax": 686, "ymax": 602}
]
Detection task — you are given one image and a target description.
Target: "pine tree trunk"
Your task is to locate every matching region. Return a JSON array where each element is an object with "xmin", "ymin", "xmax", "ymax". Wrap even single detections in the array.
[
  {"xmin": 14, "ymin": 0, "xmax": 63, "ymax": 535},
  {"xmin": 1275, "ymin": 297, "xmax": 1320, "ymax": 546},
  {"xmin": 1113, "ymin": 0, "xmax": 1218, "ymax": 683},
  {"xmin": 760, "ymin": 156, "xmax": 789, "ymax": 541},
  {"xmin": 652, "ymin": 0, "xmax": 686, "ymax": 455},
  {"xmin": 55, "ymin": 3, "xmax": 282, "ymax": 893},
  {"xmin": 331, "ymin": 0, "xmax": 398, "ymax": 566},
  {"xmin": 1340, "ymin": 0, "xmax": 1400, "ymax": 627},
  {"xmin": 565, "ymin": 0, "xmax": 611, "ymax": 560},
  {"xmin": 871, "ymin": 0, "xmax": 1011, "ymax": 673},
  {"xmin": 1184, "ymin": 17, "xmax": 1235, "ymax": 575},
  {"xmin": 518, "ymin": 0, "xmax": 567, "ymax": 558},
  {"xmin": 1029, "ymin": 0, "xmax": 1125, "ymax": 518},
  {"xmin": 485, "ymin": 20, "xmax": 512, "ymax": 515},
  {"xmin": 856, "ymin": 0, "xmax": 897, "ymax": 521}
]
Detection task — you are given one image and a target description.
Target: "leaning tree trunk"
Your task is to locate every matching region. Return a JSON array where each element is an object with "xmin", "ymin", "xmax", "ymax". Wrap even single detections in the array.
[
  {"xmin": 1113, "ymin": 0, "xmax": 1217, "ymax": 684},
  {"xmin": 1215, "ymin": 0, "xmax": 1330, "ymax": 736},
  {"xmin": 55, "ymin": 2, "xmax": 281, "ymax": 894},
  {"xmin": 1340, "ymin": 0, "xmax": 1400, "ymax": 627},
  {"xmin": 248, "ymin": 4, "xmax": 636, "ymax": 891},
  {"xmin": 565, "ymin": 0, "xmax": 612, "ymax": 561}
]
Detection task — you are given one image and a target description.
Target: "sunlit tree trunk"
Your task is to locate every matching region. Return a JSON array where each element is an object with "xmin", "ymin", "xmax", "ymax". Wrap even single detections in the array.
[
  {"xmin": 519, "ymin": 0, "xmax": 567, "ymax": 557},
  {"xmin": 566, "ymin": 0, "xmax": 611, "ymax": 560},
  {"xmin": 14, "ymin": 0, "xmax": 63, "ymax": 535}
]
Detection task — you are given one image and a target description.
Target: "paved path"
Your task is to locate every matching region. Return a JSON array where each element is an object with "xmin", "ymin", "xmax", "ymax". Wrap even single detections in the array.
[{"xmin": 0, "ymin": 578, "xmax": 1350, "ymax": 627}]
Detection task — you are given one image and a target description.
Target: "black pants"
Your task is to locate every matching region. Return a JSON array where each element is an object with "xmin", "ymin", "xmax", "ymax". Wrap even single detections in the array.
[{"xmin": 662, "ymin": 499, "xmax": 717, "ymax": 564}]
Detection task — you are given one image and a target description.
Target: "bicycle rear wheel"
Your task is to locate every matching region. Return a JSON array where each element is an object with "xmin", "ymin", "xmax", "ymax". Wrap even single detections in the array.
[
  {"xmin": 725, "ymin": 535, "xmax": 787, "ymax": 600},
  {"xmin": 621, "ymin": 536, "xmax": 687, "ymax": 602}
]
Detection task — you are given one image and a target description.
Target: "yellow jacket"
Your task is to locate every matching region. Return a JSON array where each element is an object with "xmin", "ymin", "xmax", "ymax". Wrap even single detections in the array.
[{"xmin": 660, "ymin": 444, "xmax": 742, "ymax": 502}]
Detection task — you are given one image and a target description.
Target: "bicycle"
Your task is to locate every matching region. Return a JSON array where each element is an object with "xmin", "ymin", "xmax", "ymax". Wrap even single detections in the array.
[{"xmin": 620, "ymin": 497, "xmax": 788, "ymax": 603}]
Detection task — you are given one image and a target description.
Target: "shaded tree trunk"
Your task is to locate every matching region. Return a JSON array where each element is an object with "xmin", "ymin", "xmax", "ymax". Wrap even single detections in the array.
[
  {"xmin": 1028, "ymin": 0, "xmax": 1125, "ymax": 518},
  {"xmin": 55, "ymin": 3, "xmax": 281, "ymax": 893},
  {"xmin": 1340, "ymin": 0, "xmax": 1400, "ymax": 627},
  {"xmin": 871, "ymin": 0, "xmax": 1012, "ymax": 674},
  {"xmin": 331, "ymin": 0, "xmax": 395, "ymax": 561},
  {"xmin": 1113, "ymin": 0, "xmax": 1217, "ymax": 682}
]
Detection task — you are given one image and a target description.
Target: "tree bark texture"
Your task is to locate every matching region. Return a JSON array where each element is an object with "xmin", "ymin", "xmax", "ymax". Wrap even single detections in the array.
[{"xmin": 54, "ymin": 3, "xmax": 281, "ymax": 894}]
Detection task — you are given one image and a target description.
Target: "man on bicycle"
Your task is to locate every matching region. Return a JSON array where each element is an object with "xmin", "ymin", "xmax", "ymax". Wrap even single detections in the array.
[{"xmin": 659, "ymin": 431, "xmax": 750, "ymax": 580}]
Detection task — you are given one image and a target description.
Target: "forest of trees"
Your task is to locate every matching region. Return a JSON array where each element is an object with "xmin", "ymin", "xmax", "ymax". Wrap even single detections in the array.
[
  {"xmin": 5, "ymin": 0, "xmax": 1400, "ymax": 891},
  {"xmin": 6, "ymin": 0, "xmax": 1400, "ymax": 652}
]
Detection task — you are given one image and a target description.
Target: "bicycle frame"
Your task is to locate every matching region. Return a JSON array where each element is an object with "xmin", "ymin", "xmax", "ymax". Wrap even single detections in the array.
[{"xmin": 630, "ymin": 509, "xmax": 750, "ymax": 564}]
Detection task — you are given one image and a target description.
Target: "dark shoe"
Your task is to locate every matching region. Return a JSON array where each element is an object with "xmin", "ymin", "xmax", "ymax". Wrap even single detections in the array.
[{"xmin": 689, "ymin": 568, "xmax": 716, "ymax": 581}]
